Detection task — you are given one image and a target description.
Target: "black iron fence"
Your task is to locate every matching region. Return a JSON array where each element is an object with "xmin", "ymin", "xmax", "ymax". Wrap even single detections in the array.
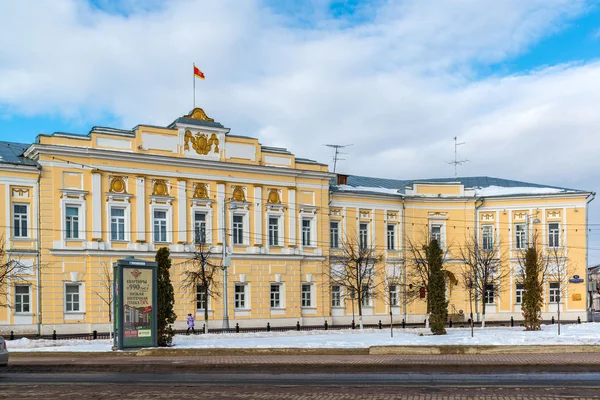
[{"xmin": 3, "ymin": 316, "xmax": 584, "ymax": 342}]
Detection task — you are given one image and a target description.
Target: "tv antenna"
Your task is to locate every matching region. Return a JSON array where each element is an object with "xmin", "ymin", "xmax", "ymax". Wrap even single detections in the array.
[
  {"xmin": 446, "ymin": 136, "xmax": 468, "ymax": 178},
  {"xmin": 325, "ymin": 144, "xmax": 353, "ymax": 173}
]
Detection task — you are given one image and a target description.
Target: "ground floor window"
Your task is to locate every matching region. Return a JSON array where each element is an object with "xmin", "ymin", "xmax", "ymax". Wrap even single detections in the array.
[
  {"xmin": 301, "ymin": 283, "xmax": 312, "ymax": 307},
  {"xmin": 234, "ymin": 284, "xmax": 248, "ymax": 309},
  {"xmin": 331, "ymin": 285, "xmax": 341, "ymax": 307}
]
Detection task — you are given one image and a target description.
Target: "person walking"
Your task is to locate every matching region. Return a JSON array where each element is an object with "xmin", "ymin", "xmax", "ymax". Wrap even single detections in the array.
[{"xmin": 186, "ymin": 313, "xmax": 195, "ymax": 335}]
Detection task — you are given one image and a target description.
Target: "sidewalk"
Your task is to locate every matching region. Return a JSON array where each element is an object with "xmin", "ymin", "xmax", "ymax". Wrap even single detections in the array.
[{"xmin": 7, "ymin": 352, "xmax": 600, "ymax": 374}]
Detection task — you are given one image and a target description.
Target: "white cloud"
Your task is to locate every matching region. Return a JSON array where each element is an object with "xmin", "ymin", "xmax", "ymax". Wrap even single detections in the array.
[{"xmin": 1, "ymin": 0, "xmax": 600, "ymax": 259}]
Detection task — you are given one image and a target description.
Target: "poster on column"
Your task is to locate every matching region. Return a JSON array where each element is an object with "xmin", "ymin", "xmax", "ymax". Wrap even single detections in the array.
[{"xmin": 122, "ymin": 267, "xmax": 154, "ymax": 347}]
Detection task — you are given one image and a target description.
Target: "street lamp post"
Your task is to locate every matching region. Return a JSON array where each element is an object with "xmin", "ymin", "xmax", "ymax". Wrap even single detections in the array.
[
  {"xmin": 525, "ymin": 213, "xmax": 541, "ymax": 248},
  {"xmin": 221, "ymin": 199, "xmax": 236, "ymax": 331}
]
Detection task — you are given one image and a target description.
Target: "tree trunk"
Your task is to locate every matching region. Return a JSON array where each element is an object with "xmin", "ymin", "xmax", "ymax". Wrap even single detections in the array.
[
  {"xmin": 390, "ymin": 310, "xmax": 393, "ymax": 338},
  {"xmin": 204, "ymin": 307, "xmax": 209, "ymax": 334},
  {"xmin": 481, "ymin": 294, "xmax": 486, "ymax": 329},
  {"xmin": 557, "ymin": 301, "xmax": 561, "ymax": 336}
]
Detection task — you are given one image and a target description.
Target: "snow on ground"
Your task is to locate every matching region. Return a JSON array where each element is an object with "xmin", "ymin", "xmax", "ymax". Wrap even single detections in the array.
[{"xmin": 6, "ymin": 323, "xmax": 600, "ymax": 353}]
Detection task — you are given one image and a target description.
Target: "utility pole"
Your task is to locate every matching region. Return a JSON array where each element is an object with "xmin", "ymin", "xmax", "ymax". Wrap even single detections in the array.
[
  {"xmin": 446, "ymin": 137, "xmax": 468, "ymax": 178},
  {"xmin": 325, "ymin": 144, "xmax": 353, "ymax": 173}
]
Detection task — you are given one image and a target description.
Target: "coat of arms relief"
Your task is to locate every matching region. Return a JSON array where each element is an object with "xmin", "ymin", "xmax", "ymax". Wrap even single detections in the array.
[{"xmin": 184, "ymin": 130, "xmax": 220, "ymax": 155}]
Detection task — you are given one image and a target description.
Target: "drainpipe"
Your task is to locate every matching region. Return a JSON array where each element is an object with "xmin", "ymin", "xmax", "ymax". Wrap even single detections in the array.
[
  {"xmin": 586, "ymin": 192, "xmax": 596, "ymax": 321},
  {"xmin": 474, "ymin": 197, "xmax": 484, "ymax": 323},
  {"xmin": 36, "ymin": 166, "xmax": 42, "ymax": 336}
]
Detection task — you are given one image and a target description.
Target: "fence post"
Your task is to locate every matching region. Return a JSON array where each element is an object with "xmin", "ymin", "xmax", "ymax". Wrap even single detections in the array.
[
  {"xmin": 236, "ymin": 323, "xmax": 240, "ymax": 333},
  {"xmin": 578, "ymin": 316, "xmax": 581, "ymax": 324},
  {"xmin": 449, "ymin": 320, "xmax": 453, "ymax": 328},
  {"xmin": 93, "ymin": 330, "xmax": 97, "ymax": 340},
  {"xmin": 402, "ymin": 319, "xmax": 405, "ymax": 329},
  {"xmin": 202, "ymin": 324, "xmax": 205, "ymax": 334},
  {"xmin": 551, "ymin": 316, "xmax": 555, "ymax": 325},
  {"xmin": 10, "ymin": 331, "xmax": 14, "ymax": 341},
  {"xmin": 324, "ymin": 320, "xmax": 328, "ymax": 330},
  {"xmin": 296, "ymin": 321, "xmax": 301, "ymax": 331},
  {"xmin": 52, "ymin": 330, "xmax": 57, "ymax": 340},
  {"xmin": 351, "ymin": 320, "xmax": 355, "ymax": 330},
  {"xmin": 378, "ymin": 320, "xmax": 382, "ymax": 329},
  {"xmin": 424, "ymin": 319, "xmax": 427, "ymax": 327},
  {"xmin": 510, "ymin": 317, "xmax": 514, "ymax": 327},
  {"xmin": 267, "ymin": 322, "xmax": 271, "ymax": 332}
]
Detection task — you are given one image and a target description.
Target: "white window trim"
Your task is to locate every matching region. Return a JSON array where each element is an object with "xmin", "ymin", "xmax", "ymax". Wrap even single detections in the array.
[
  {"xmin": 481, "ymin": 224, "xmax": 494, "ymax": 250},
  {"xmin": 64, "ymin": 282, "xmax": 85, "ymax": 314},
  {"xmin": 107, "ymin": 201, "xmax": 131, "ymax": 244},
  {"xmin": 386, "ymin": 223, "xmax": 397, "ymax": 251},
  {"xmin": 14, "ymin": 284, "xmax": 31, "ymax": 314},
  {"xmin": 62, "ymin": 201, "xmax": 86, "ymax": 242},
  {"xmin": 150, "ymin": 204, "xmax": 173, "ymax": 244},
  {"xmin": 361, "ymin": 284, "xmax": 373, "ymax": 308},
  {"xmin": 331, "ymin": 284, "xmax": 343, "ymax": 308},
  {"xmin": 301, "ymin": 282, "xmax": 316, "ymax": 309},
  {"xmin": 12, "ymin": 202, "xmax": 30, "ymax": 239},
  {"xmin": 330, "ymin": 220, "xmax": 341, "ymax": 249},
  {"xmin": 266, "ymin": 211, "xmax": 285, "ymax": 249},
  {"xmin": 548, "ymin": 222, "xmax": 561, "ymax": 248},
  {"xmin": 429, "ymin": 222, "xmax": 446, "ymax": 249},
  {"xmin": 358, "ymin": 222, "xmax": 370, "ymax": 249},
  {"xmin": 514, "ymin": 223, "xmax": 527, "ymax": 250},
  {"xmin": 270, "ymin": 282, "xmax": 285, "ymax": 309},
  {"xmin": 231, "ymin": 209, "xmax": 250, "ymax": 246},
  {"xmin": 298, "ymin": 209, "xmax": 318, "ymax": 250},
  {"xmin": 196, "ymin": 283, "xmax": 212, "ymax": 311},
  {"xmin": 234, "ymin": 282, "xmax": 250, "ymax": 310},
  {"xmin": 190, "ymin": 202, "xmax": 213, "ymax": 245}
]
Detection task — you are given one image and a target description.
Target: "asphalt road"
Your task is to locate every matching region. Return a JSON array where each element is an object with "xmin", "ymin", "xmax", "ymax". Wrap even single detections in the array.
[{"xmin": 2, "ymin": 372, "xmax": 600, "ymax": 399}]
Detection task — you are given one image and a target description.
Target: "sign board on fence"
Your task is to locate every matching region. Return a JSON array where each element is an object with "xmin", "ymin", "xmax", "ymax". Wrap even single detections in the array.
[{"xmin": 113, "ymin": 257, "xmax": 158, "ymax": 350}]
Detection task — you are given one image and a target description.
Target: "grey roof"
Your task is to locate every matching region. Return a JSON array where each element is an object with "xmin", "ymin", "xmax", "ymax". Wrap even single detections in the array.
[
  {"xmin": 261, "ymin": 146, "xmax": 292, "ymax": 155},
  {"xmin": 168, "ymin": 117, "xmax": 225, "ymax": 129},
  {"xmin": 332, "ymin": 174, "xmax": 584, "ymax": 194},
  {"xmin": 0, "ymin": 141, "xmax": 37, "ymax": 166}
]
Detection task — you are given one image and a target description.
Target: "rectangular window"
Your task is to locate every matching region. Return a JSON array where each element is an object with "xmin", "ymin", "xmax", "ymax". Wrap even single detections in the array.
[
  {"xmin": 515, "ymin": 283, "xmax": 525, "ymax": 304},
  {"xmin": 65, "ymin": 206, "xmax": 80, "ymax": 239},
  {"xmin": 65, "ymin": 284, "xmax": 80, "ymax": 312},
  {"xmin": 362, "ymin": 284, "xmax": 371, "ymax": 307},
  {"xmin": 194, "ymin": 212, "xmax": 207, "ymax": 244},
  {"xmin": 301, "ymin": 283, "xmax": 312, "ymax": 307},
  {"xmin": 431, "ymin": 224, "xmax": 442, "ymax": 245},
  {"xmin": 268, "ymin": 217, "xmax": 279, "ymax": 246},
  {"xmin": 234, "ymin": 284, "xmax": 246, "ymax": 309},
  {"xmin": 233, "ymin": 215, "xmax": 244, "ymax": 245},
  {"xmin": 515, "ymin": 224, "xmax": 526, "ymax": 249},
  {"xmin": 359, "ymin": 223, "xmax": 368, "ymax": 248},
  {"xmin": 110, "ymin": 207, "xmax": 126, "ymax": 241},
  {"xmin": 389, "ymin": 285, "xmax": 398, "ymax": 306},
  {"xmin": 548, "ymin": 223, "xmax": 560, "ymax": 248},
  {"xmin": 15, "ymin": 285, "xmax": 30, "ymax": 313},
  {"xmin": 482, "ymin": 225, "xmax": 494, "ymax": 250},
  {"xmin": 270, "ymin": 284, "xmax": 281, "ymax": 308},
  {"xmin": 484, "ymin": 284, "xmax": 495, "ymax": 304},
  {"xmin": 153, "ymin": 210, "xmax": 167, "ymax": 242},
  {"xmin": 331, "ymin": 285, "xmax": 341, "ymax": 307},
  {"xmin": 549, "ymin": 282, "xmax": 560, "ymax": 303},
  {"xmin": 302, "ymin": 219, "xmax": 312, "ymax": 247},
  {"xmin": 13, "ymin": 204, "xmax": 28, "ymax": 238},
  {"xmin": 387, "ymin": 224, "xmax": 396, "ymax": 250},
  {"xmin": 196, "ymin": 284, "xmax": 207, "ymax": 310},
  {"xmin": 330, "ymin": 221, "xmax": 339, "ymax": 248}
]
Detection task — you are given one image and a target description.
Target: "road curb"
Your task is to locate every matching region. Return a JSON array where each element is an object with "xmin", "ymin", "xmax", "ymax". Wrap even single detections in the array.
[
  {"xmin": 369, "ymin": 345, "xmax": 600, "ymax": 355},
  {"xmin": 9, "ymin": 345, "xmax": 600, "ymax": 358}
]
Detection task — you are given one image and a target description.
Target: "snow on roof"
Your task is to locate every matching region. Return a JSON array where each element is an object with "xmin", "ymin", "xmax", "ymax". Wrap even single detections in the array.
[
  {"xmin": 336, "ymin": 185, "xmax": 401, "ymax": 195},
  {"xmin": 474, "ymin": 186, "xmax": 568, "ymax": 197}
]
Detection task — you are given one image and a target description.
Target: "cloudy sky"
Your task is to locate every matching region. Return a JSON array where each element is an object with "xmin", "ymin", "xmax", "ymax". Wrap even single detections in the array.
[{"xmin": 2, "ymin": 0, "xmax": 600, "ymax": 262}]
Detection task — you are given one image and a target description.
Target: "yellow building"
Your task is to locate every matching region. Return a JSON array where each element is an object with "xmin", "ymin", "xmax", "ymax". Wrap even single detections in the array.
[{"xmin": 0, "ymin": 108, "xmax": 594, "ymax": 334}]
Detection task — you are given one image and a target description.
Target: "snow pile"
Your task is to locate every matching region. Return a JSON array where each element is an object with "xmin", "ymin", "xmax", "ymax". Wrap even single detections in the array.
[
  {"xmin": 474, "ymin": 186, "xmax": 566, "ymax": 197},
  {"xmin": 6, "ymin": 323, "xmax": 600, "ymax": 353}
]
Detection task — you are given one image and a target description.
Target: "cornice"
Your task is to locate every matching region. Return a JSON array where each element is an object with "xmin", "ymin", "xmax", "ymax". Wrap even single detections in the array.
[{"xmin": 27, "ymin": 144, "xmax": 334, "ymax": 181}]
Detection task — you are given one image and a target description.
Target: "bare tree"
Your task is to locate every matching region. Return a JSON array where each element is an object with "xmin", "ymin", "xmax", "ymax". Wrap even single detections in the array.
[
  {"xmin": 404, "ymin": 231, "xmax": 449, "ymax": 327},
  {"xmin": 325, "ymin": 235, "xmax": 384, "ymax": 329},
  {"xmin": 545, "ymin": 246, "xmax": 575, "ymax": 335},
  {"xmin": 458, "ymin": 233, "xmax": 509, "ymax": 328},
  {"xmin": 92, "ymin": 262, "xmax": 114, "ymax": 338},
  {"xmin": 181, "ymin": 243, "xmax": 222, "ymax": 333},
  {"xmin": 0, "ymin": 236, "xmax": 36, "ymax": 309},
  {"xmin": 382, "ymin": 262, "xmax": 403, "ymax": 337}
]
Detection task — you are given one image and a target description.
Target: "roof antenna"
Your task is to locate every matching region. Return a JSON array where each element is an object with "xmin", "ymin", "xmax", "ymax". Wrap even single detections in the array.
[
  {"xmin": 446, "ymin": 136, "xmax": 468, "ymax": 179},
  {"xmin": 324, "ymin": 144, "xmax": 353, "ymax": 173}
]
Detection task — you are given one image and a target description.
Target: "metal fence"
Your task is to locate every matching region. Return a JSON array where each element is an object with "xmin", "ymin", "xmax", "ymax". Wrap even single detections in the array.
[{"xmin": 3, "ymin": 316, "xmax": 583, "ymax": 342}]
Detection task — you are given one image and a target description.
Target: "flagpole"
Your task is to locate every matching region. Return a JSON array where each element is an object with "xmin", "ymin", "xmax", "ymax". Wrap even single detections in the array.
[{"xmin": 193, "ymin": 63, "xmax": 196, "ymax": 109}]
